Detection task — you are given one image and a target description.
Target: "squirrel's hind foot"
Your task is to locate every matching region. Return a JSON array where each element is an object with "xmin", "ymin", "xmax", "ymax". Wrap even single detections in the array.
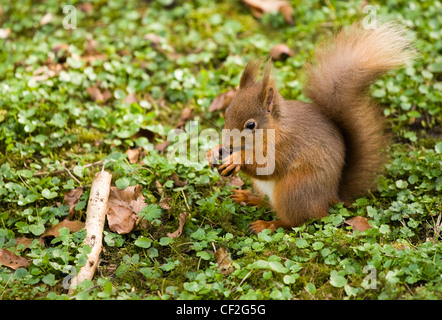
[{"xmin": 249, "ymin": 220, "xmax": 288, "ymax": 234}]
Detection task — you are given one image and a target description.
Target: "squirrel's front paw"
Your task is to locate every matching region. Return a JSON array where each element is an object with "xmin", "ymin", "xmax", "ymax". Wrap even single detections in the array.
[
  {"xmin": 218, "ymin": 152, "xmax": 242, "ymax": 176},
  {"xmin": 206, "ymin": 144, "xmax": 223, "ymax": 169}
]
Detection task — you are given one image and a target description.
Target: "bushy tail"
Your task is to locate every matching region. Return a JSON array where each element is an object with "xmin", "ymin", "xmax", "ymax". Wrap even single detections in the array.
[{"xmin": 304, "ymin": 21, "xmax": 415, "ymax": 202}]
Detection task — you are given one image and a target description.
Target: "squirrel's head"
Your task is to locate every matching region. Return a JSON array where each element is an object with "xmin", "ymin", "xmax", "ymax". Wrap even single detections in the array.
[{"xmin": 224, "ymin": 59, "xmax": 280, "ymax": 134}]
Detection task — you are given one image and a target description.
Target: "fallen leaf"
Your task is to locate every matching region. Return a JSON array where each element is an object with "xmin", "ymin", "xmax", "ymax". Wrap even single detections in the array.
[
  {"xmin": 78, "ymin": 2, "xmax": 94, "ymax": 14},
  {"xmin": 15, "ymin": 237, "xmax": 44, "ymax": 249},
  {"xmin": 176, "ymin": 107, "xmax": 193, "ymax": 129},
  {"xmin": 64, "ymin": 187, "xmax": 83, "ymax": 217},
  {"xmin": 124, "ymin": 93, "xmax": 139, "ymax": 104},
  {"xmin": 81, "ymin": 38, "xmax": 107, "ymax": 63},
  {"xmin": 242, "ymin": 0, "xmax": 293, "ymax": 24},
  {"xmin": 51, "ymin": 43, "xmax": 70, "ymax": 63},
  {"xmin": 84, "ymin": 38, "xmax": 98, "ymax": 56},
  {"xmin": 144, "ymin": 33, "xmax": 163, "ymax": 46},
  {"xmin": 278, "ymin": 3, "xmax": 294, "ymax": 25},
  {"xmin": 86, "ymin": 82, "xmax": 112, "ymax": 103},
  {"xmin": 169, "ymin": 172, "xmax": 187, "ymax": 187},
  {"xmin": 131, "ymin": 195, "xmax": 147, "ymax": 215},
  {"xmin": 107, "ymin": 205, "xmax": 135, "ymax": 234},
  {"xmin": 0, "ymin": 249, "xmax": 30, "ymax": 270},
  {"xmin": 270, "ymin": 43, "xmax": 294, "ymax": 61},
  {"xmin": 154, "ymin": 107, "xmax": 193, "ymax": 152},
  {"xmin": 344, "ymin": 216, "xmax": 371, "ymax": 233},
  {"xmin": 209, "ymin": 89, "xmax": 237, "ymax": 112},
  {"xmin": 31, "ymin": 65, "xmax": 62, "ymax": 82},
  {"xmin": 126, "ymin": 147, "xmax": 142, "ymax": 164},
  {"xmin": 0, "ymin": 28, "xmax": 11, "ymax": 39},
  {"xmin": 117, "ymin": 49, "xmax": 130, "ymax": 56},
  {"xmin": 42, "ymin": 219, "xmax": 85, "ymax": 238},
  {"xmin": 159, "ymin": 197, "xmax": 172, "ymax": 210},
  {"xmin": 51, "ymin": 43, "xmax": 69, "ymax": 55},
  {"xmin": 155, "ymin": 140, "xmax": 170, "ymax": 152},
  {"xmin": 107, "ymin": 185, "xmax": 147, "ymax": 234},
  {"xmin": 40, "ymin": 13, "xmax": 53, "ymax": 26},
  {"xmin": 167, "ymin": 212, "xmax": 188, "ymax": 238},
  {"xmin": 214, "ymin": 247, "xmax": 233, "ymax": 275},
  {"xmin": 155, "ymin": 180, "xmax": 164, "ymax": 195}
]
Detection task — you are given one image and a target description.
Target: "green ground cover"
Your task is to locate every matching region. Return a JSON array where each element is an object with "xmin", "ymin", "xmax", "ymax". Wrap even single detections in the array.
[{"xmin": 0, "ymin": 0, "xmax": 441, "ymax": 299}]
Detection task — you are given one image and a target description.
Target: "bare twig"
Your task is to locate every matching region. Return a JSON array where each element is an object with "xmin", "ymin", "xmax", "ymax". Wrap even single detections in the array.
[
  {"xmin": 232, "ymin": 270, "xmax": 253, "ymax": 293},
  {"xmin": 33, "ymin": 160, "xmax": 103, "ymax": 177},
  {"xmin": 68, "ymin": 170, "xmax": 112, "ymax": 295},
  {"xmin": 63, "ymin": 165, "xmax": 82, "ymax": 186}
]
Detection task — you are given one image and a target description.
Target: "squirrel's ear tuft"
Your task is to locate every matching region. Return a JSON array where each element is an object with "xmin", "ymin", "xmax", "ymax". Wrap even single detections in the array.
[
  {"xmin": 239, "ymin": 60, "xmax": 261, "ymax": 89},
  {"xmin": 260, "ymin": 59, "xmax": 275, "ymax": 113}
]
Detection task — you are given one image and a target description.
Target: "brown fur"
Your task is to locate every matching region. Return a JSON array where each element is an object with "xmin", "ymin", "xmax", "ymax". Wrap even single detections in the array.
[
  {"xmin": 304, "ymin": 21, "xmax": 415, "ymax": 202},
  {"xmin": 217, "ymin": 21, "xmax": 415, "ymax": 232}
]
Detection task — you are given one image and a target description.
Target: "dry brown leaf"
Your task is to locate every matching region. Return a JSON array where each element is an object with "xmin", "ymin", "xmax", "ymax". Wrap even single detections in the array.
[
  {"xmin": 64, "ymin": 187, "xmax": 84, "ymax": 217},
  {"xmin": 81, "ymin": 54, "xmax": 108, "ymax": 63},
  {"xmin": 107, "ymin": 204, "xmax": 136, "ymax": 234},
  {"xmin": 155, "ymin": 180, "xmax": 164, "ymax": 195},
  {"xmin": 0, "ymin": 249, "xmax": 30, "ymax": 270},
  {"xmin": 176, "ymin": 107, "xmax": 194, "ymax": 129},
  {"xmin": 31, "ymin": 64, "xmax": 62, "ymax": 82},
  {"xmin": 86, "ymin": 82, "xmax": 112, "ymax": 103},
  {"xmin": 169, "ymin": 172, "xmax": 187, "ymax": 187},
  {"xmin": 124, "ymin": 93, "xmax": 139, "ymax": 104},
  {"xmin": 209, "ymin": 89, "xmax": 237, "ymax": 112},
  {"xmin": 154, "ymin": 107, "xmax": 194, "ymax": 152},
  {"xmin": 51, "ymin": 43, "xmax": 71, "ymax": 63},
  {"xmin": 15, "ymin": 237, "xmax": 34, "ymax": 249},
  {"xmin": 131, "ymin": 196, "xmax": 147, "ymax": 215},
  {"xmin": 40, "ymin": 13, "xmax": 53, "ymax": 26},
  {"xmin": 144, "ymin": 33, "xmax": 163, "ymax": 46},
  {"xmin": 159, "ymin": 197, "xmax": 172, "ymax": 211},
  {"xmin": 167, "ymin": 212, "xmax": 188, "ymax": 238},
  {"xmin": 15, "ymin": 237, "xmax": 44, "ymax": 249},
  {"xmin": 81, "ymin": 38, "xmax": 107, "ymax": 63},
  {"xmin": 51, "ymin": 43, "xmax": 69, "ymax": 55},
  {"xmin": 155, "ymin": 140, "xmax": 170, "ymax": 152},
  {"xmin": 344, "ymin": 216, "xmax": 371, "ymax": 233},
  {"xmin": 270, "ymin": 43, "xmax": 294, "ymax": 61},
  {"xmin": 126, "ymin": 147, "xmax": 142, "ymax": 164},
  {"xmin": 0, "ymin": 28, "xmax": 11, "ymax": 39},
  {"xmin": 84, "ymin": 38, "xmax": 98, "ymax": 56},
  {"xmin": 107, "ymin": 185, "xmax": 147, "ymax": 234},
  {"xmin": 278, "ymin": 3, "xmax": 294, "ymax": 25},
  {"xmin": 78, "ymin": 2, "xmax": 94, "ymax": 14},
  {"xmin": 42, "ymin": 219, "xmax": 85, "ymax": 238},
  {"xmin": 214, "ymin": 247, "xmax": 233, "ymax": 275},
  {"xmin": 242, "ymin": 0, "xmax": 293, "ymax": 24}
]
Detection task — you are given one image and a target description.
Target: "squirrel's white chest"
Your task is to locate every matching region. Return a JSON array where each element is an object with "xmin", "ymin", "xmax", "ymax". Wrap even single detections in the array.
[{"xmin": 252, "ymin": 179, "xmax": 276, "ymax": 203}]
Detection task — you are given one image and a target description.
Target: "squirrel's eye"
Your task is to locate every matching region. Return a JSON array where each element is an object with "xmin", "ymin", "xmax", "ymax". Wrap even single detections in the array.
[{"xmin": 245, "ymin": 121, "xmax": 256, "ymax": 130}]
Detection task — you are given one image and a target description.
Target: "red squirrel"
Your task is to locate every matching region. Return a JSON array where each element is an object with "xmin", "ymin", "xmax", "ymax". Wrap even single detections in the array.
[{"xmin": 207, "ymin": 21, "xmax": 415, "ymax": 233}]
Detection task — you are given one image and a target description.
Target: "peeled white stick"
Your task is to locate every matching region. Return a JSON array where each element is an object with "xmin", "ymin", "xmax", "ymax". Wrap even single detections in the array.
[{"xmin": 68, "ymin": 169, "xmax": 112, "ymax": 295}]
